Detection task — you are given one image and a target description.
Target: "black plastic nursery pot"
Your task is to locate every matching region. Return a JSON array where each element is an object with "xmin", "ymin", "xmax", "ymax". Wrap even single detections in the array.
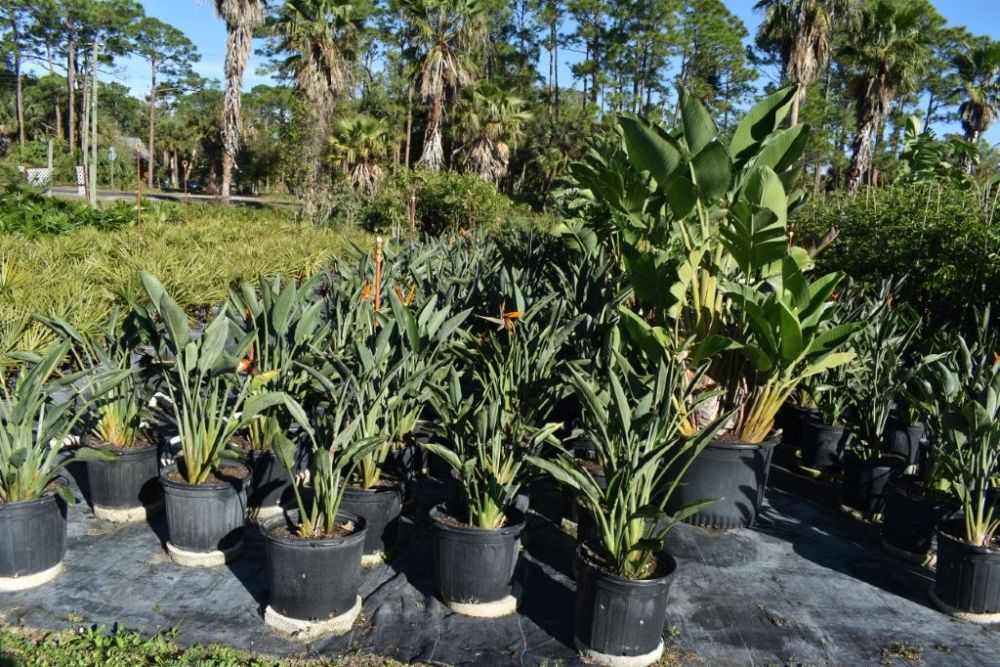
[
  {"xmin": 160, "ymin": 461, "xmax": 248, "ymax": 556},
  {"xmin": 881, "ymin": 476, "xmax": 958, "ymax": 559},
  {"xmin": 430, "ymin": 503, "xmax": 525, "ymax": 609},
  {"xmin": 665, "ymin": 434, "xmax": 779, "ymax": 529},
  {"xmin": 230, "ymin": 446, "xmax": 292, "ymax": 516},
  {"xmin": 0, "ymin": 493, "xmax": 67, "ymax": 589},
  {"xmin": 933, "ymin": 521, "xmax": 1000, "ymax": 617},
  {"xmin": 800, "ymin": 420, "xmax": 851, "ymax": 471},
  {"xmin": 263, "ymin": 511, "xmax": 367, "ymax": 621},
  {"xmin": 340, "ymin": 483, "xmax": 404, "ymax": 558},
  {"xmin": 841, "ymin": 452, "xmax": 906, "ymax": 516},
  {"xmin": 882, "ymin": 421, "xmax": 927, "ymax": 467},
  {"xmin": 86, "ymin": 441, "xmax": 162, "ymax": 519},
  {"xmin": 779, "ymin": 404, "xmax": 821, "ymax": 450},
  {"xmin": 574, "ymin": 542, "xmax": 676, "ymax": 661}
]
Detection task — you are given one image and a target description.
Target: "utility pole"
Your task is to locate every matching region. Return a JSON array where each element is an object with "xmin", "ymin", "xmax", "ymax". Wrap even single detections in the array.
[{"xmin": 88, "ymin": 41, "xmax": 100, "ymax": 209}]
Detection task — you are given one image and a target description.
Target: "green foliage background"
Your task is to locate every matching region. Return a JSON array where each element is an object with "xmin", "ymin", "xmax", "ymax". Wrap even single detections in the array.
[{"xmin": 792, "ymin": 184, "xmax": 1000, "ymax": 322}]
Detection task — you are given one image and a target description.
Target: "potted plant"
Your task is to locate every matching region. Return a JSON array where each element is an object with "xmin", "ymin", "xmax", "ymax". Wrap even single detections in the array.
[
  {"xmin": 140, "ymin": 273, "xmax": 290, "ymax": 567},
  {"xmin": 424, "ymin": 364, "xmax": 560, "ymax": 617},
  {"xmin": 574, "ymin": 87, "xmax": 859, "ymax": 529},
  {"xmin": 530, "ymin": 354, "xmax": 726, "ymax": 666},
  {"xmin": 799, "ymin": 367, "xmax": 856, "ymax": 473},
  {"xmin": 228, "ymin": 275, "xmax": 329, "ymax": 521},
  {"xmin": 839, "ymin": 282, "xmax": 938, "ymax": 518},
  {"xmin": 0, "ymin": 342, "xmax": 123, "ymax": 590},
  {"xmin": 333, "ymin": 289, "xmax": 469, "ymax": 565},
  {"xmin": 929, "ymin": 351, "xmax": 1000, "ymax": 622},
  {"xmin": 37, "ymin": 311, "xmax": 161, "ymax": 523},
  {"xmin": 263, "ymin": 390, "xmax": 377, "ymax": 639}
]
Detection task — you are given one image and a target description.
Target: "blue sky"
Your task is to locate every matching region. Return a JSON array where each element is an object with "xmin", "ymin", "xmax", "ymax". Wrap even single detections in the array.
[{"xmin": 118, "ymin": 0, "xmax": 1000, "ymax": 141}]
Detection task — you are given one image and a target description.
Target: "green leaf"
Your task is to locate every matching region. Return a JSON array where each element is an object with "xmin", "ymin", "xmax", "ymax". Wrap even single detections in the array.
[
  {"xmin": 196, "ymin": 313, "xmax": 230, "ymax": 374},
  {"xmin": 730, "ymin": 87, "xmax": 797, "ymax": 163},
  {"xmin": 141, "ymin": 272, "xmax": 190, "ymax": 353},
  {"xmin": 618, "ymin": 115, "xmax": 682, "ymax": 186},
  {"xmin": 680, "ymin": 88, "xmax": 717, "ymax": 155},
  {"xmin": 800, "ymin": 351, "xmax": 857, "ymax": 379},
  {"xmin": 691, "ymin": 142, "xmax": 731, "ymax": 204},
  {"xmin": 754, "ymin": 124, "xmax": 810, "ymax": 174},
  {"xmin": 777, "ymin": 300, "xmax": 803, "ymax": 365},
  {"xmin": 422, "ymin": 443, "xmax": 464, "ymax": 475},
  {"xmin": 72, "ymin": 447, "xmax": 118, "ymax": 463},
  {"xmin": 742, "ymin": 166, "xmax": 788, "ymax": 227}
]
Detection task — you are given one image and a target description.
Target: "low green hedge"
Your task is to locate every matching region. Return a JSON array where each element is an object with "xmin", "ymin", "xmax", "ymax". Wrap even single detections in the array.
[{"xmin": 0, "ymin": 204, "xmax": 364, "ymax": 363}]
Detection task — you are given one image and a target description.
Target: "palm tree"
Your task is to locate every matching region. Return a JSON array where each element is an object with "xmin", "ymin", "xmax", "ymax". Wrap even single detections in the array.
[
  {"xmin": 328, "ymin": 115, "xmax": 391, "ymax": 198},
  {"xmin": 755, "ymin": 0, "xmax": 858, "ymax": 126},
  {"xmin": 399, "ymin": 0, "xmax": 488, "ymax": 171},
  {"xmin": 267, "ymin": 0, "xmax": 365, "ymax": 214},
  {"xmin": 215, "ymin": 0, "xmax": 265, "ymax": 204},
  {"xmin": 456, "ymin": 84, "xmax": 532, "ymax": 184},
  {"xmin": 839, "ymin": 0, "xmax": 937, "ymax": 195},
  {"xmin": 953, "ymin": 36, "xmax": 1000, "ymax": 165}
]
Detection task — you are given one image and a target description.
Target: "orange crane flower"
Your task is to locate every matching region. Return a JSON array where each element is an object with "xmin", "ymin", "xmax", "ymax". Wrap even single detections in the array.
[{"xmin": 477, "ymin": 302, "xmax": 523, "ymax": 332}]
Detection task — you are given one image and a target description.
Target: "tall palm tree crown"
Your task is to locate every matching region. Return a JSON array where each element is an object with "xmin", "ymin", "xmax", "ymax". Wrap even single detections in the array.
[
  {"xmin": 839, "ymin": 0, "xmax": 937, "ymax": 195},
  {"xmin": 755, "ymin": 0, "xmax": 857, "ymax": 126},
  {"xmin": 400, "ymin": 0, "xmax": 488, "ymax": 171},
  {"xmin": 457, "ymin": 83, "xmax": 532, "ymax": 183},
  {"xmin": 953, "ymin": 37, "xmax": 1000, "ymax": 148},
  {"xmin": 329, "ymin": 115, "xmax": 391, "ymax": 197},
  {"xmin": 266, "ymin": 0, "xmax": 367, "ymax": 214}
]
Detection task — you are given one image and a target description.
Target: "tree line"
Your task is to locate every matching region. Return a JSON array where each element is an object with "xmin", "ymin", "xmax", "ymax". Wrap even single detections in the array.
[{"xmin": 1, "ymin": 0, "xmax": 999, "ymax": 213}]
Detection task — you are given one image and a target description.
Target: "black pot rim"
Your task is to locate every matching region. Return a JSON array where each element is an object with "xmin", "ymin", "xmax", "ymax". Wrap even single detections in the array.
[
  {"xmin": 159, "ymin": 460, "xmax": 249, "ymax": 491},
  {"xmin": 938, "ymin": 520, "xmax": 1000, "ymax": 555},
  {"xmin": 344, "ymin": 482, "xmax": 405, "ymax": 496},
  {"xmin": 708, "ymin": 432, "xmax": 781, "ymax": 450},
  {"xmin": 262, "ymin": 509, "xmax": 367, "ymax": 548},
  {"xmin": 576, "ymin": 540, "xmax": 677, "ymax": 585},
  {"xmin": 429, "ymin": 502, "xmax": 525, "ymax": 536},
  {"xmin": 0, "ymin": 491, "xmax": 63, "ymax": 511},
  {"xmin": 87, "ymin": 440, "xmax": 158, "ymax": 458}
]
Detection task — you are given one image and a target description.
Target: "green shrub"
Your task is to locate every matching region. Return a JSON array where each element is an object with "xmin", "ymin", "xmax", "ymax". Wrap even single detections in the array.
[
  {"xmin": 0, "ymin": 170, "xmax": 139, "ymax": 238},
  {"xmin": 332, "ymin": 169, "xmax": 543, "ymax": 235},
  {"xmin": 792, "ymin": 184, "xmax": 1000, "ymax": 324}
]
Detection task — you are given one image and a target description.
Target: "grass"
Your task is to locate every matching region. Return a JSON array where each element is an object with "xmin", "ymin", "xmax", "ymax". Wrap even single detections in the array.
[
  {"xmin": 0, "ymin": 203, "xmax": 366, "ymax": 363},
  {"xmin": 0, "ymin": 623, "xmax": 405, "ymax": 667}
]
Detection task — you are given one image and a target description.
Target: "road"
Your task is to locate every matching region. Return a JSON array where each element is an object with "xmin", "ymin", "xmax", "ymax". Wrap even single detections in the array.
[{"xmin": 50, "ymin": 186, "xmax": 297, "ymax": 208}]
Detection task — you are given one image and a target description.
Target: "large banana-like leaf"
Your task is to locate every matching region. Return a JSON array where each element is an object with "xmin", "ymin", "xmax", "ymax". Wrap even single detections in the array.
[
  {"xmin": 729, "ymin": 86, "xmax": 797, "ymax": 164},
  {"xmin": 679, "ymin": 88, "xmax": 717, "ymax": 155}
]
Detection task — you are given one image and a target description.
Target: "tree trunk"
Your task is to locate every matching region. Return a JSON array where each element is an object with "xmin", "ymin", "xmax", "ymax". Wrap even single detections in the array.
[
  {"xmin": 15, "ymin": 49, "xmax": 25, "ymax": 149},
  {"xmin": 548, "ymin": 21, "xmax": 556, "ymax": 117},
  {"xmin": 148, "ymin": 64, "xmax": 157, "ymax": 190},
  {"xmin": 405, "ymin": 82, "xmax": 414, "ymax": 169},
  {"xmin": 170, "ymin": 152, "xmax": 179, "ymax": 189},
  {"xmin": 418, "ymin": 94, "xmax": 444, "ymax": 171},
  {"xmin": 221, "ymin": 154, "xmax": 233, "ymax": 200},
  {"xmin": 847, "ymin": 116, "xmax": 878, "ymax": 196},
  {"xmin": 789, "ymin": 92, "xmax": 801, "ymax": 128},
  {"xmin": 221, "ymin": 19, "xmax": 255, "ymax": 204},
  {"xmin": 554, "ymin": 27, "xmax": 560, "ymax": 120},
  {"xmin": 80, "ymin": 66, "xmax": 89, "ymax": 166},
  {"xmin": 67, "ymin": 43, "xmax": 76, "ymax": 154},
  {"xmin": 923, "ymin": 93, "xmax": 935, "ymax": 134}
]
